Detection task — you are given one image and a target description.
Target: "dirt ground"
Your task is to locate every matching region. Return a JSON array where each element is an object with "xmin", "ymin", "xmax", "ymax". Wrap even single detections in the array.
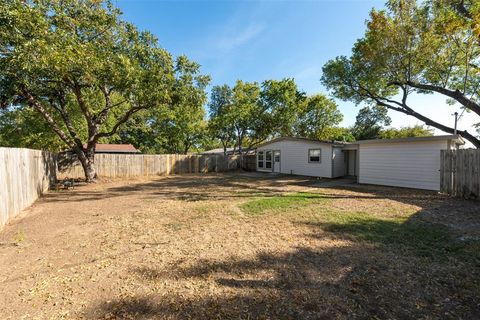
[{"xmin": 0, "ymin": 172, "xmax": 479, "ymax": 319}]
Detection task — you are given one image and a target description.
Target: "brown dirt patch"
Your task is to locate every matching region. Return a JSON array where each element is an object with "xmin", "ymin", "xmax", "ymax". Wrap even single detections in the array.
[{"xmin": 0, "ymin": 173, "xmax": 478, "ymax": 319}]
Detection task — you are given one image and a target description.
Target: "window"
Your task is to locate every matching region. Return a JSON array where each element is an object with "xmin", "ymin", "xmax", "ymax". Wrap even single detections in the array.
[
  {"xmin": 257, "ymin": 151, "xmax": 264, "ymax": 168},
  {"xmin": 274, "ymin": 151, "xmax": 280, "ymax": 162},
  {"xmin": 265, "ymin": 151, "xmax": 272, "ymax": 169},
  {"xmin": 308, "ymin": 149, "xmax": 321, "ymax": 163}
]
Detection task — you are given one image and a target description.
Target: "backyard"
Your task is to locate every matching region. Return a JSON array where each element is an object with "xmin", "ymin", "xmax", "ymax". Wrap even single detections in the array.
[{"xmin": 0, "ymin": 173, "xmax": 479, "ymax": 319}]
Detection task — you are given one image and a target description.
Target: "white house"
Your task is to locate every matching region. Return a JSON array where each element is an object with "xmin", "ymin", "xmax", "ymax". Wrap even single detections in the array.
[{"xmin": 256, "ymin": 135, "xmax": 464, "ymax": 191}]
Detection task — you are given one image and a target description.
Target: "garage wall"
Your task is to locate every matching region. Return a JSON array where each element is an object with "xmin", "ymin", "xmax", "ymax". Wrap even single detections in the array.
[
  {"xmin": 257, "ymin": 140, "xmax": 333, "ymax": 178},
  {"xmin": 358, "ymin": 140, "xmax": 448, "ymax": 191}
]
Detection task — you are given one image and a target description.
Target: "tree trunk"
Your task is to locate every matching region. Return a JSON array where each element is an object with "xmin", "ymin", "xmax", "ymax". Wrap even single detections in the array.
[
  {"xmin": 222, "ymin": 142, "xmax": 227, "ymax": 155},
  {"xmin": 74, "ymin": 146, "xmax": 97, "ymax": 182}
]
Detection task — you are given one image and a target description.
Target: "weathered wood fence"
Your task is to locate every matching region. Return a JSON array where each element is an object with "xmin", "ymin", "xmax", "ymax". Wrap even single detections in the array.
[
  {"xmin": 0, "ymin": 148, "xmax": 56, "ymax": 229},
  {"xmin": 440, "ymin": 149, "xmax": 480, "ymax": 199},
  {"xmin": 57, "ymin": 153, "xmax": 256, "ymax": 179}
]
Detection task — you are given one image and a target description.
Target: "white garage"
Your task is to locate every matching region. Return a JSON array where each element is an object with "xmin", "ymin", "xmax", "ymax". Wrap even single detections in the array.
[{"xmin": 357, "ymin": 135, "xmax": 463, "ymax": 191}]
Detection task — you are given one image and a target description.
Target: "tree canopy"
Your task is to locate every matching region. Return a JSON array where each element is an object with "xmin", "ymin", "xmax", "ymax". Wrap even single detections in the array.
[
  {"xmin": 0, "ymin": 0, "xmax": 174, "ymax": 180},
  {"xmin": 207, "ymin": 79, "xmax": 344, "ymax": 153},
  {"xmin": 379, "ymin": 124, "xmax": 434, "ymax": 139},
  {"xmin": 293, "ymin": 94, "xmax": 344, "ymax": 140},
  {"xmin": 321, "ymin": 0, "xmax": 480, "ymax": 147},
  {"xmin": 352, "ymin": 106, "xmax": 392, "ymax": 140}
]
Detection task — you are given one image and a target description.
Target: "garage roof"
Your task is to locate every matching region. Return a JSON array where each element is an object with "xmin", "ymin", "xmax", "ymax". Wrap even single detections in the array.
[{"xmin": 355, "ymin": 135, "xmax": 464, "ymax": 145}]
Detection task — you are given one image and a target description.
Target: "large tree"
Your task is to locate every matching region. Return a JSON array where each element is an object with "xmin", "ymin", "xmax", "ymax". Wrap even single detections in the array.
[
  {"xmin": 0, "ymin": 0, "xmax": 174, "ymax": 181},
  {"xmin": 208, "ymin": 85, "xmax": 236, "ymax": 155},
  {"xmin": 352, "ymin": 106, "xmax": 392, "ymax": 140},
  {"xmin": 293, "ymin": 94, "xmax": 344, "ymax": 140},
  {"xmin": 207, "ymin": 79, "xmax": 306, "ymax": 153},
  {"xmin": 322, "ymin": 0, "xmax": 480, "ymax": 147},
  {"xmin": 152, "ymin": 56, "xmax": 210, "ymax": 154}
]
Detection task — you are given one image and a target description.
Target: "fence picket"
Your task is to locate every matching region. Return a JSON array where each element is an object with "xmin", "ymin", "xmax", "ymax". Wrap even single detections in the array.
[
  {"xmin": 56, "ymin": 153, "xmax": 256, "ymax": 179},
  {"xmin": 440, "ymin": 149, "xmax": 480, "ymax": 199}
]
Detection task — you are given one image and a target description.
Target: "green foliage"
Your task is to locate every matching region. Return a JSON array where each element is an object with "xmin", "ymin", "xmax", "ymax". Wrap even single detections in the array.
[
  {"xmin": 258, "ymin": 79, "xmax": 304, "ymax": 139},
  {"xmin": 321, "ymin": 0, "xmax": 480, "ymax": 147},
  {"xmin": 208, "ymin": 85, "xmax": 236, "ymax": 153},
  {"xmin": 352, "ymin": 106, "xmax": 391, "ymax": 140},
  {"xmin": 0, "ymin": 0, "xmax": 175, "ymax": 179},
  {"xmin": 208, "ymin": 79, "xmax": 342, "ymax": 151},
  {"xmin": 147, "ymin": 56, "xmax": 210, "ymax": 154},
  {"xmin": 0, "ymin": 107, "xmax": 65, "ymax": 151},
  {"xmin": 239, "ymin": 192, "xmax": 324, "ymax": 215},
  {"xmin": 380, "ymin": 125, "xmax": 434, "ymax": 139},
  {"xmin": 293, "ymin": 94, "xmax": 344, "ymax": 140}
]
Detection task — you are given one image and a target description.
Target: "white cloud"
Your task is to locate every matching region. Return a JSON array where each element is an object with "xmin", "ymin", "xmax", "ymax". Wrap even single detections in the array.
[{"xmin": 215, "ymin": 23, "xmax": 265, "ymax": 52}]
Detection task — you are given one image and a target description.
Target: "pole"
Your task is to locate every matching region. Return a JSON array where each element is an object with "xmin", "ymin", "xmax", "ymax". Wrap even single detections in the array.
[{"xmin": 454, "ymin": 112, "xmax": 458, "ymax": 135}]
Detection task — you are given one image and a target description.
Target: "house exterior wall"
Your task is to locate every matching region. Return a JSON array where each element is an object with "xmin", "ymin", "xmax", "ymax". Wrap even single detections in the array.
[
  {"xmin": 332, "ymin": 146, "xmax": 345, "ymax": 178},
  {"xmin": 257, "ymin": 140, "xmax": 333, "ymax": 178},
  {"xmin": 358, "ymin": 140, "xmax": 449, "ymax": 191}
]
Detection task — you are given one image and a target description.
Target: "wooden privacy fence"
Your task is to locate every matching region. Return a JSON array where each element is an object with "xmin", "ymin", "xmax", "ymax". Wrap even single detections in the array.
[
  {"xmin": 57, "ymin": 153, "xmax": 256, "ymax": 179},
  {"xmin": 0, "ymin": 148, "xmax": 56, "ymax": 229},
  {"xmin": 440, "ymin": 149, "xmax": 480, "ymax": 199}
]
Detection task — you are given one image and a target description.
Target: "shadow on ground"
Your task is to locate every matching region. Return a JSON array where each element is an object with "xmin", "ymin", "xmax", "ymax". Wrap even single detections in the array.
[
  {"xmin": 83, "ymin": 172, "xmax": 480, "ymax": 319},
  {"xmin": 87, "ymin": 243, "xmax": 479, "ymax": 319},
  {"xmin": 34, "ymin": 172, "xmax": 478, "ymax": 319}
]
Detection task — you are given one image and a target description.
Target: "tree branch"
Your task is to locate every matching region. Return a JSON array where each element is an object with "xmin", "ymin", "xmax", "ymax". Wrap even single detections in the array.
[
  {"xmin": 95, "ymin": 105, "xmax": 147, "ymax": 139},
  {"xmin": 22, "ymin": 88, "xmax": 75, "ymax": 148},
  {"xmin": 402, "ymin": 80, "xmax": 480, "ymax": 116},
  {"xmin": 94, "ymin": 85, "xmax": 127, "ymax": 125}
]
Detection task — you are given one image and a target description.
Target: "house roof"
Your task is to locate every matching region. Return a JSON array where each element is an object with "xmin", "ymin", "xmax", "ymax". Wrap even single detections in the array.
[
  {"xmin": 90, "ymin": 144, "xmax": 140, "ymax": 153},
  {"xmin": 257, "ymin": 135, "xmax": 465, "ymax": 149},
  {"xmin": 256, "ymin": 137, "xmax": 346, "ymax": 148},
  {"xmin": 354, "ymin": 134, "xmax": 465, "ymax": 145}
]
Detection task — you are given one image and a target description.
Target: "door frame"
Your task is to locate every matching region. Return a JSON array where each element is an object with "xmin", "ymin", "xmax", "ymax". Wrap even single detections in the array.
[{"xmin": 273, "ymin": 150, "xmax": 281, "ymax": 173}]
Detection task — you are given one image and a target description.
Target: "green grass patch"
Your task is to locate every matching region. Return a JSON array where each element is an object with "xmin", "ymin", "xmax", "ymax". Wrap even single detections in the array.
[
  {"xmin": 318, "ymin": 212, "xmax": 478, "ymax": 259},
  {"xmin": 240, "ymin": 192, "xmax": 324, "ymax": 215}
]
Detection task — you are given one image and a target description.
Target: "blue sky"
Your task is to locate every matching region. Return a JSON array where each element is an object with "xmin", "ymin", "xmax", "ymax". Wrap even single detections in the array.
[{"xmin": 116, "ymin": 0, "xmax": 477, "ymax": 137}]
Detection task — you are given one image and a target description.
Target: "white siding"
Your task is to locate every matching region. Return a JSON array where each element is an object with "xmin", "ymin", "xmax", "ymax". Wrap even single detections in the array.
[
  {"xmin": 257, "ymin": 140, "xmax": 333, "ymax": 178},
  {"xmin": 332, "ymin": 147, "xmax": 345, "ymax": 178},
  {"xmin": 358, "ymin": 140, "xmax": 448, "ymax": 191}
]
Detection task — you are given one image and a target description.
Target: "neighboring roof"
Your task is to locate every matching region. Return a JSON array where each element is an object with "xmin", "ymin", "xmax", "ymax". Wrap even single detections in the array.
[
  {"xmin": 355, "ymin": 135, "xmax": 465, "ymax": 145},
  {"xmin": 90, "ymin": 144, "xmax": 140, "ymax": 153},
  {"xmin": 201, "ymin": 148, "xmax": 235, "ymax": 154},
  {"xmin": 256, "ymin": 137, "xmax": 346, "ymax": 148},
  {"xmin": 201, "ymin": 147, "xmax": 255, "ymax": 155}
]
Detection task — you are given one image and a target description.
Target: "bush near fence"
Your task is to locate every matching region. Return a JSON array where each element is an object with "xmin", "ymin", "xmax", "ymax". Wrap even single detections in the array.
[
  {"xmin": 57, "ymin": 153, "xmax": 256, "ymax": 179},
  {"xmin": 0, "ymin": 148, "xmax": 56, "ymax": 229}
]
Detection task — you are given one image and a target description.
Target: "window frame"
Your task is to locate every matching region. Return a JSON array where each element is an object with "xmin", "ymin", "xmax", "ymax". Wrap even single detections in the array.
[
  {"xmin": 308, "ymin": 148, "xmax": 321, "ymax": 163},
  {"xmin": 257, "ymin": 151, "xmax": 264, "ymax": 168},
  {"xmin": 265, "ymin": 150, "xmax": 273, "ymax": 169}
]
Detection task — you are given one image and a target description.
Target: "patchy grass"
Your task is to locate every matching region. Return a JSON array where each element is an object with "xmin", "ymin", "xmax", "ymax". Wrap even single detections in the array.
[
  {"xmin": 239, "ymin": 192, "xmax": 325, "ymax": 215},
  {"xmin": 316, "ymin": 212, "xmax": 477, "ymax": 259},
  {"xmin": 0, "ymin": 173, "xmax": 479, "ymax": 319}
]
